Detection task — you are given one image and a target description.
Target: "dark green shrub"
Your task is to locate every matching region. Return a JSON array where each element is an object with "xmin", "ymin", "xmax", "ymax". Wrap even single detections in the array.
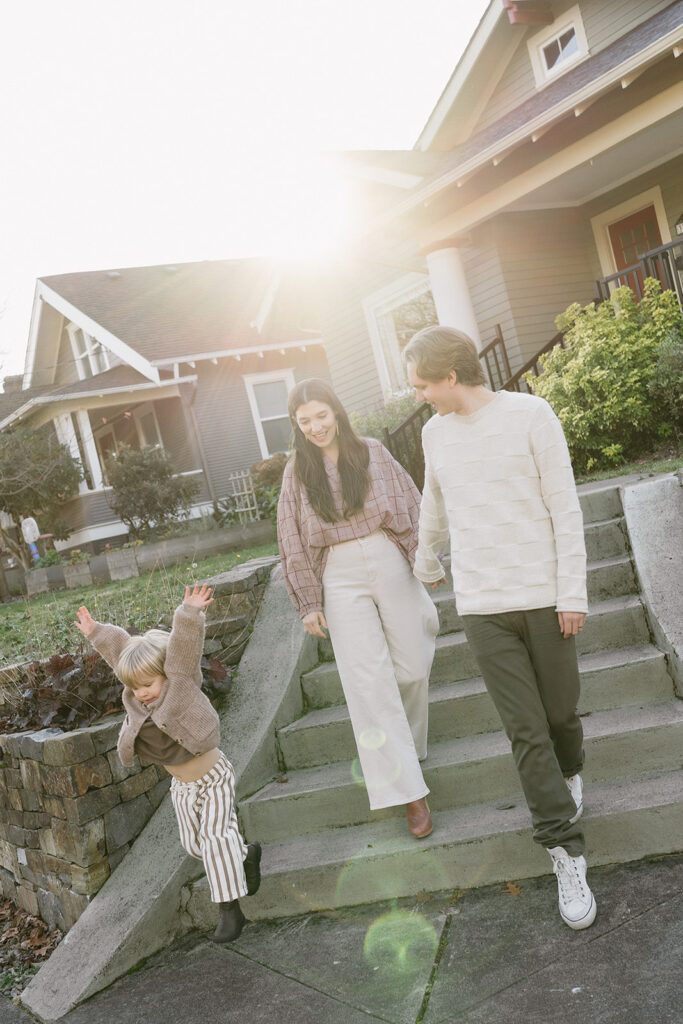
[
  {"xmin": 530, "ymin": 280, "xmax": 683, "ymax": 472},
  {"xmin": 350, "ymin": 390, "xmax": 423, "ymax": 440},
  {"xmin": 649, "ymin": 327, "xmax": 683, "ymax": 436},
  {"xmin": 107, "ymin": 445, "xmax": 200, "ymax": 540}
]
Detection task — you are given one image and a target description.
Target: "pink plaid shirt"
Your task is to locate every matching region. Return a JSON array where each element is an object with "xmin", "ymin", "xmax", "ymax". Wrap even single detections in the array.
[{"xmin": 277, "ymin": 437, "xmax": 422, "ymax": 617}]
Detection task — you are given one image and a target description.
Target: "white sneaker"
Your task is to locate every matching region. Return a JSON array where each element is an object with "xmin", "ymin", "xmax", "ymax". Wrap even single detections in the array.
[
  {"xmin": 547, "ymin": 846, "xmax": 597, "ymax": 930},
  {"xmin": 566, "ymin": 773, "xmax": 583, "ymax": 822}
]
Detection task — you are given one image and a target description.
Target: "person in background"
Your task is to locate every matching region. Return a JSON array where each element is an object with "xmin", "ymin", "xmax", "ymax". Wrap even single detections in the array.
[
  {"xmin": 277, "ymin": 378, "xmax": 439, "ymax": 838},
  {"xmin": 405, "ymin": 326, "xmax": 595, "ymax": 931}
]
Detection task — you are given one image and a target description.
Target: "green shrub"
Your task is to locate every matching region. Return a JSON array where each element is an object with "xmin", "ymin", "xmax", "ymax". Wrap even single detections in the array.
[
  {"xmin": 529, "ymin": 280, "xmax": 683, "ymax": 472},
  {"xmin": 107, "ymin": 445, "xmax": 200, "ymax": 540},
  {"xmin": 648, "ymin": 327, "xmax": 683, "ymax": 436},
  {"xmin": 34, "ymin": 549, "xmax": 63, "ymax": 569},
  {"xmin": 350, "ymin": 390, "xmax": 423, "ymax": 440}
]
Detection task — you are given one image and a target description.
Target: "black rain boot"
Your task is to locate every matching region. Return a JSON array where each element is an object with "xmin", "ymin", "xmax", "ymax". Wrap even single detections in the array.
[
  {"xmin": 212, "ymin": 899, "xmax": 245, "ymax": 943},
  {"xmin": 244, "ymin": 842, "xmax": 262, "ymax": 896}
]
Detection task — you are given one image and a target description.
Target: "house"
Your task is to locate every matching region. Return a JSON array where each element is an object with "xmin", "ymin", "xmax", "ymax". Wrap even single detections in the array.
[
  {"xmin": 322, "ymin": 0, "xmax": 683, "ymax": 411},
  {"xmin": 0, "ymin": 258, "xmax": 327, "ymax": 551}
]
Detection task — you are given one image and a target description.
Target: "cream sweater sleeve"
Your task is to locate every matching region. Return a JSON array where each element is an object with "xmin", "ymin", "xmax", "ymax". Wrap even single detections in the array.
[
  {"xmin": 413, "ymin": 427, "xmax": 450, "ymax": 584},
  {"xmin": 530, "ymin": 400, "xmax": 588, "ymax": 613}
]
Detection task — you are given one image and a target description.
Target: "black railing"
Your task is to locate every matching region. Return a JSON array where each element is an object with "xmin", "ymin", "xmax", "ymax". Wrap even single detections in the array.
[
  {"xmin": 502, "ymin": 331, "xmax": 565, "ymax": 393},
  {"xmin": 596, "ymin": 237, "xmax": 683, "ymax": 309},
  {"xmin": 479, "ymin": 324, "xmax": 512, "ymax": 390},
  {"xmin": 383, "ymin": 403, "xmax": 433, "ymax": 492}
]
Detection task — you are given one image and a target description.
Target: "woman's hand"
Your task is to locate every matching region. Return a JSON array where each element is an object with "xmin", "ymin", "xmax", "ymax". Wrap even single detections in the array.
[
  {"xmin": 184, "ymin": 583, "xmax": 214, "ymax": 610},
  {"xmin": 74, "ymin": 606, "xmax": 95, "ymax": 636},
  {"xmin": 428, "ymin": 576, "xmax": 448, "ymax": 590},
  {"xmin": 302, "ymin": 610, "xmax": 329, "ymax": 638}
]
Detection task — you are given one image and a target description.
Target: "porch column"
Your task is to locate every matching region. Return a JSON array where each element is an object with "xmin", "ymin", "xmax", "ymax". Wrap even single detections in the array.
[
  {"xmin": 53, "ymin": 414, "xmax": 89, "ymax": 495},
  {"xmin": 425, "ymin": 244, "xmax": 481, "ymax": 349},
  {"xmin": 75, "ymin": 410, "xmax": 105, "ymax": 490}
]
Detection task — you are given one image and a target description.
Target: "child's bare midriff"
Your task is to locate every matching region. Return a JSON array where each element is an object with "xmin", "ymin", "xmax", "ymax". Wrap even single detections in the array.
[{"xmin": 165, "ymin": 747, "xmax": 222, "ymax": 783}]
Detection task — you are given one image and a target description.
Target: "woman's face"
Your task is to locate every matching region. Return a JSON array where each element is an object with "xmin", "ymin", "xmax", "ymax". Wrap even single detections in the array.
[{"xmin": 294, "ymin": 400, "xmax": 338, "ymax": 452}]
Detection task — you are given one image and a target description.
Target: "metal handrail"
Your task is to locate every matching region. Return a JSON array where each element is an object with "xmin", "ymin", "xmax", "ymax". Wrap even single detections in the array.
[{"xmin": 596, "ymin": 237, "xmax": 683, "ymax": 307}]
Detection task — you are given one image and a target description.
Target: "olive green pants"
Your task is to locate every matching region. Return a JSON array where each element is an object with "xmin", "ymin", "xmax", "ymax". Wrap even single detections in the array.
[{"xmin": 461, "ymin": 607, "xmax": 585, "ymax": 856}]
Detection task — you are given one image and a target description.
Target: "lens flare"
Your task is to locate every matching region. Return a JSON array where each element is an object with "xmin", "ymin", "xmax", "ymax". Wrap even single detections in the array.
[
  {"xmin": 358, "ymin": 728, "xmax": 386, "ymax": 751},
  {"xmin": 363, "ymin": 908, "xmax": 438, "ymax": 972}
]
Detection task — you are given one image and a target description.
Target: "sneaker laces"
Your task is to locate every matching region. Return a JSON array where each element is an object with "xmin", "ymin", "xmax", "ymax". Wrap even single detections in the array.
[{"xmin": 554, "ymin": 856, "xmax": 585, "ymax": 901}]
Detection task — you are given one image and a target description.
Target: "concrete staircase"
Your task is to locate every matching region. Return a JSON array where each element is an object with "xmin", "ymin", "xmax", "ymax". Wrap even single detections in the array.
[{"xmin": 235, "ymin": 484, "xmax": 683, "ymax": 917}]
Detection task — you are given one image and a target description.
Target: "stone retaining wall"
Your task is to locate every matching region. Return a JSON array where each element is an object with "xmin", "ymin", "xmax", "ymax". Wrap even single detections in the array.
[{"xmin": 0, "ymin": 555, "xmax": 280, "ymax": 933}]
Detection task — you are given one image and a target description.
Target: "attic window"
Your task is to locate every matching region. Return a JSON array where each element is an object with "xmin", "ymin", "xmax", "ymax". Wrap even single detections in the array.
[{"xmin": 528, "ymin": 6, "xmax": 588, "ymax": 87}]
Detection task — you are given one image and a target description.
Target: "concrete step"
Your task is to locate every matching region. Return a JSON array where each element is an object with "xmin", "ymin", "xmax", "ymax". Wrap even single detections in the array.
[
  {"xmin": 279, "ymin": 644, "xmax": 674, "ymax": 770},
  {"xmin": 302, "ymin": 594, "xmax": 650, "ymax": 709},
  {"xmin": 433, "ymin": 554, "xmax": 637, "ymax": 634},
  {"xmin": 584, "ymin": 517, "xmax": 628, "ymax": 561},
  {"xmin": 242, "ymin": 700, "xmax": 683, "ymax": 841},
  {"xmin": 208, "ymin": 770, "xmax": 683, "ymax": 921},
  {"xmin": 578, "ymin": 483, "xmax": 623, "ymax": 524}
]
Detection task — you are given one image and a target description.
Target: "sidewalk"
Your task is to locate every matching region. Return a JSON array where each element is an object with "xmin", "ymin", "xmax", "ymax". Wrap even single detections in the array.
[{"xmin": 3, "ymin": 852, "xmax": 681, "ymax": 1024}]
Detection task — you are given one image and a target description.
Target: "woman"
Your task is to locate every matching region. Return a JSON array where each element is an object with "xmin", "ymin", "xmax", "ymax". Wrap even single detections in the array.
[{"xmin": 277, "ymin": 378, "xmax": 439, "ymax": 838}]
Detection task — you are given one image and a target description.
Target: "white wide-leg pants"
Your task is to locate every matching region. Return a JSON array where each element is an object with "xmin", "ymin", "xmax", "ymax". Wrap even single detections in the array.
[
  {"xmin": 322, "ymin": 531, "xmax": 439, "ymax": 810},
  {"xmin": 170, "ymin": 752, "xmax": 248, "ymax": 902}
]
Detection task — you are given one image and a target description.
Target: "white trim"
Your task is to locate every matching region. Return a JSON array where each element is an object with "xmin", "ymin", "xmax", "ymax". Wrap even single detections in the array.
[
  {"xmin": 26, "ymin": 282, "xmax": 160, "ymax": 387},
  {"xmin": 416, "ymin": 1, "xmax": 503, "ymax": 151},
  {"xmin": 252, "ymin": 270, "xmax": 281, "ymax": 334},
  {"xmin": 0, "ymin": 375, "xmax": 198, "ymax": 431},
  {"xmin": 243, "ymin": 368, "xmax": 296, "ymax": 459},
  {"xmin": 53, "ymin": 413, "xmax": 89, "ymax": 495},
  {"xmin": 528, "ymin": 5, "xmax": 589, "ymax": 88},
  {"xmin": 151, "ymin": 337, "xmax": 323, "ymax": 367},
  {"xmin": 75, "ymin": 409, "xmax": 105, "ymax": 491},
  {"xmin": 418, "ymin": 81, "xmax": 683, "ymax": 245},
  {"xmin": 362, "ymin": 273, "xmax": 432, "ymax": 399},
  {"xmin": 132, "ymin": 400, "xmax": 162, "ymax": 448},
  {"xmin": 590, "ymin": 186, "xmax": 672, "ymax": 278},
  {"xmin": 390, "ymin": 31, "xmax": 683, "ymax": 220}
]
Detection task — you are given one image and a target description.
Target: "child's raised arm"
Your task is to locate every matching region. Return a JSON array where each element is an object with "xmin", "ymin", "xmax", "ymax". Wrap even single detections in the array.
[
  {"xmin": 165, "ymin": 585, "xmax": 212, "ymax": 685},
  {"xmin": 74, "ymin": 605, "xmax": 132, "ymax": 673}
]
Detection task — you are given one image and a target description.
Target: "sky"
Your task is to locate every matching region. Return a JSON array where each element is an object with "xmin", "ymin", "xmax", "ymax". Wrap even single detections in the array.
[{"xmin": 0, "ymin": 0, "xmax": 491, "ymax": 385}]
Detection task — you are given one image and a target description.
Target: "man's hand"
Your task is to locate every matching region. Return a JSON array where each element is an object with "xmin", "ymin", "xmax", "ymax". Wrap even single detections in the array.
[
  {"xmin": 558, "ymin": 611, "xmax": 586, "ymax": 639},
  {"xmin": 302, "ymin": 610, "xmax": 328, "ymax": 638},
  {"xmin": 184, "ymin": 583, "xmax": 214, "ymax": 610},
  {"xmin": 74, "ymin": 606, "xmax": 95, "ymax": 636}
]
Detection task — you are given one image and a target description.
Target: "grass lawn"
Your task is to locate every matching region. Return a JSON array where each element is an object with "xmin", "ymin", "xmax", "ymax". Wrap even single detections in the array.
[
  {"xmin": 0, "ymin": 541, "xmax": 279, "ymax": 668},
  {"xmin": 575, "ymin": 448, "xmax": 682, "ymax": 485}
]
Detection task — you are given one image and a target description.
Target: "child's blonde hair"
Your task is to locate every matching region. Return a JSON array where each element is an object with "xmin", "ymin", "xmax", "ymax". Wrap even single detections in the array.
[{"xmin": 117, "ymin": 630, "xmax": 170, "ymax": 688}]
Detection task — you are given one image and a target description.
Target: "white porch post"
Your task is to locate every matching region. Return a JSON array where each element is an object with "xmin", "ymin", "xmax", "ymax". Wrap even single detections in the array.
[
  {"xmin": 75, "ymin": 410, "xmax": 104, "ymax": 490},
  {"xmin": 53, "ymin": 414, "xmax": 90, "ymax": 495},
  {"xmin": 425, "ymin": 244, "xmax": 481, "ymax": 349}
]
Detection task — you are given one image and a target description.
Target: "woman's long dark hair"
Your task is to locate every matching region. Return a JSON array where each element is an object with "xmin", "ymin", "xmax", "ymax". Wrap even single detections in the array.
[{"xmin": 288, "ymin": 378, "xmax": 370, "ymax": 523}]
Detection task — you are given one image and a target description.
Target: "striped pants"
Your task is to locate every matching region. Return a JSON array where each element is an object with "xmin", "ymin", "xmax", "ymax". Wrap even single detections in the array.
[{"xmin": 170, "ymin": 752, "xmax": 248, "ymax": 902}]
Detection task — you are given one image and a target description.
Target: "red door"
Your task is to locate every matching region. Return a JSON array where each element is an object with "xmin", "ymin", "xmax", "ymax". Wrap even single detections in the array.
[{"xmin": 608, "ymin": 205, "xmax": 663, "ymax": 296}]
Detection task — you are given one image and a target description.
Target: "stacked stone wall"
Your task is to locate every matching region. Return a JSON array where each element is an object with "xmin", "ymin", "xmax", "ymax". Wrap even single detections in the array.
[{"xmin": 0, "ymin": 555, "xmax": 279, "ymax": 932}]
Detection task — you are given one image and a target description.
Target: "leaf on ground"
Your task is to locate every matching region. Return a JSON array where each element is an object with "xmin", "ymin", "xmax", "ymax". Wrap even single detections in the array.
[{"xmin": 502, "ymin": 881, "xmax": 523, "ymax": 895}]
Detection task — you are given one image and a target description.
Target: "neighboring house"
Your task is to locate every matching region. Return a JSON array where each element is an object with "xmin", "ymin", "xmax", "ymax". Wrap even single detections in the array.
[
  {"xmin": 323, "ymin": 0, "xmax": 683, "ymax": 412},
  {"xmin": 0, "ymin": 258, "xmax": 327, "ymax": 550}
]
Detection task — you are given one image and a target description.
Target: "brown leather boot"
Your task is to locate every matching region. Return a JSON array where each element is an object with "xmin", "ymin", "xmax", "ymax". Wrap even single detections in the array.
[{"xmin": 406, "ymin": 798, "xmax": 433, "ymax": 839}]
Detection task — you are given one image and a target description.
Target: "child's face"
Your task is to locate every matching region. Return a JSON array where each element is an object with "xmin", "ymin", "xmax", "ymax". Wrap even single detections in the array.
[{"xmin": 132, "ymin": 675, "xmax": 165, "ymax": 705}]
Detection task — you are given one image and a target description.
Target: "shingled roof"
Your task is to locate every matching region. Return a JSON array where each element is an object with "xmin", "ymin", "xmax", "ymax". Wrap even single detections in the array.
[{"xmin": 40, "ymin": 257, "xmax": 320, "ymax": 364}]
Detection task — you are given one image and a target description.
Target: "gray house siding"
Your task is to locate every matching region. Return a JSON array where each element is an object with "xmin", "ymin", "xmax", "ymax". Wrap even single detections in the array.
[
  {"xmin": 473, "ymin": 0, "xmax": 673, "ymax": 136},
  {"xmin": 192, "ymin": 347, "xmax": 328, "ymax": 503}
]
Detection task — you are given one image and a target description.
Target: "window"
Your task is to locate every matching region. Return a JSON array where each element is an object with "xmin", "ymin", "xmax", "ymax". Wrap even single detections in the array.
[
  {"xmin": 92, "ymin": 402, "xmax": 163, "ymax": 484},
  {"xmin": 244, "ymin": 370, "xmax": 296, "ymax": 458},
  {"xmin": 363, "ymin": 274, "xmax": 437, "ymax": 398},
  {"xmin": 67, "ymin": 323, "xmax": 112, "ymax": 379},
  {"xmin": 528, "ymin": 6, "xmax": 588, "ymax": 87}
]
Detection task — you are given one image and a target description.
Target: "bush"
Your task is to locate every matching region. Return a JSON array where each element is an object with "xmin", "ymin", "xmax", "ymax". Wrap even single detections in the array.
[
  {"xmin": 107, "ymin": 445, "xmax": 200, "ymax": 540},
  {"xmin": 34, "ymin": 549, "xmax": 63, "ymax": 569},
  {"xmin": 350, "ymin": 390, "xmax": 423, "ymax": 440},
  {"xmin": 529, "ymin": 280, "xmax": 683, "ymax": 472},
  {"xmin": 649, "ymin": 327, "xmax": 683, "ymax": 436}
]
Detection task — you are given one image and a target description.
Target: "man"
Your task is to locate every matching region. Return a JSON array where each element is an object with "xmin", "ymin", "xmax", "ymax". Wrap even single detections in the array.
[{"xmin": 404, "ymin": 325, "xmax": 595, "ymax": 930}]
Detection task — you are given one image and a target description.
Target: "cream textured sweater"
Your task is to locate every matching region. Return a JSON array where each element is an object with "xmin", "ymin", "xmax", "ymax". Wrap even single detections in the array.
[{"xmin": 413, "ymin": 391, "xmax": 587, "ymax": 615}]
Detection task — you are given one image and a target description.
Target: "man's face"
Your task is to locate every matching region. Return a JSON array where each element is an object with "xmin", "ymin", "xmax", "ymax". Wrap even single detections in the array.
[{"xmin": 406, "ymin": 361, "xmax": 457, "ymax": 415}]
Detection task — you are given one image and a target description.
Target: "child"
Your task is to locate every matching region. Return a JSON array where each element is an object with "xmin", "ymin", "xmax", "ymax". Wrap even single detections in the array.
[{"xmin": 75, "ymin": 583, "xmax": 261, "ymax": 943}]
